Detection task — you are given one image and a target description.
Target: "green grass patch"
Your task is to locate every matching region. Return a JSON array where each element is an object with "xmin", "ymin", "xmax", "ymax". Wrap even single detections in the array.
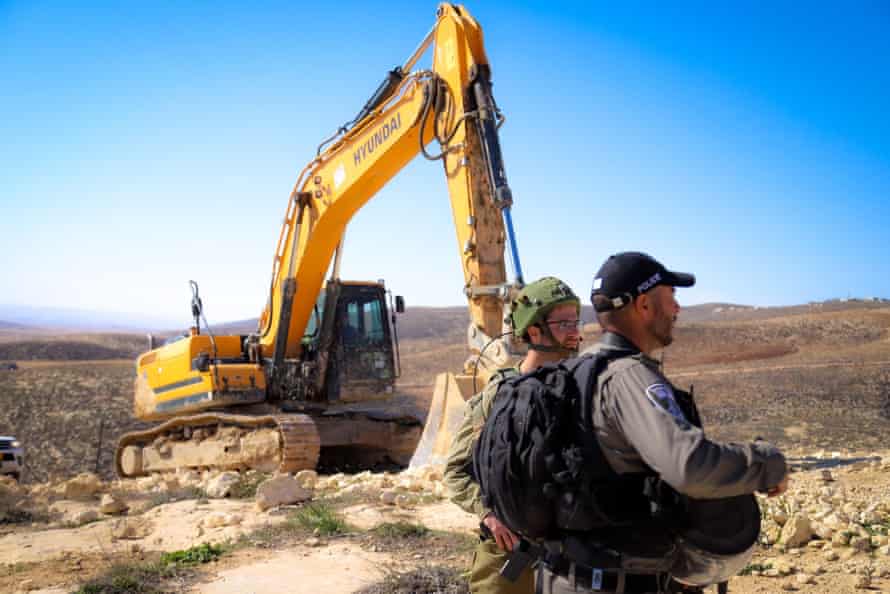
[
  {"xmin": 740, "ymin": 562, "xmax": 773, "ymax": 575},
  {"xmin": 292, "ymin": 502, "xmax": 349, "ymax": 536},
  {"xmin": 73, "ymin": 561, "xmax": 177, "ymax": 594},
  {"xmin": 159, "ymin": 542, "xmax": 224, "ymax": 566},
  {"xmin": 372, "ymin": 521, "xmax": 429, "ymax": 538},
  {"xmin": 74, "ymin": 544, "xmax": 226, "ymax": 594}
]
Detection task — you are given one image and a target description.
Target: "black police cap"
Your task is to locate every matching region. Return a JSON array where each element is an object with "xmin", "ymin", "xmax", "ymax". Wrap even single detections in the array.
[{"xmin": 591, "ymin": 251, "xmax": 695, "ymax": 312}]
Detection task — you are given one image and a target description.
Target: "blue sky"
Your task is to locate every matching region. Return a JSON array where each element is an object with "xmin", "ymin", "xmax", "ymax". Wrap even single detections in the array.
[{"xmin": 2, "ymin": 1, "xmax": 888, "ymax": 326}]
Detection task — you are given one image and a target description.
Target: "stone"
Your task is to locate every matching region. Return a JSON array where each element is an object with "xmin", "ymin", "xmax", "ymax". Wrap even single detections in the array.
[
  {"xmin": 254, "ymin": 476, "xmax": 313, "ymax": 511},
  {"xmin": 795, "ymin": 573, "xmax": 813, "ymax": 584},
  {"xmin": 773, "ymin": 509, "xmax": 789, "ymax": 526},
  {"xmin": 202, "ymin": 512, "xmax": 242, "ymax": 528},
  {"xmin": 779, "ymin": 513, "xmax": 814, "ymax": 548},
  {"xmin": 305, "ymin": 537, "xmax": 321, "ymax": 547},
  {"xmin": 854, "ymin": 574, "xmax": 871, "ymax": 589},
  {"xmin": 110, "ymin": 517, "xmax": 153, "ymax": 540},
  {"xmin": 295, "ymin": 470, "xmax": 317, "ymax": 489},
  {"xmin": 379, "ymin": 490, "xmax": 398, "ymax": 505},
  {"xmin": 395, "ymin": 494, "xmax": 413, "ymax": 508},
  {"xmin": 71, "ymin": 509, "xmax": 99, "ymax": 525},
  {"xmin": 821, "ymin": 469, "xmax": 834, "ymax": 482},
  {"xmin": 774, "ymin": 561, "xmax": 795, "ymax": 575},
  {"xmin": 850, "ymin": 536, "xmax": 872, "ymax": 552},
  {"xmin": 60, "ymin": 473, "xmax": 104, "ymax": 500},
  {"xmin": 99, "ymin": 493, "xmax": 128, "ymax": 515},
  {"xmin": 811, "ymin": 521, "xmax": 834, "ymax": 540},
  {"xmin": 823, "ymin": 550, "xmax": 839, "ymax": 561},
  {"xmin": 832, "ymin": 531, "xmax": 851, "ymax": 546},
  {"xmin": 205, "ymin": 471, "xmax": 241, "ymax": 498}
]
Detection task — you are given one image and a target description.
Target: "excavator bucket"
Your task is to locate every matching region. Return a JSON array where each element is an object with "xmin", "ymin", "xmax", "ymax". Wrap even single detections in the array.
[{"xmin": 409, "ymin": 371, "xmax": 476, "ymax": 467}]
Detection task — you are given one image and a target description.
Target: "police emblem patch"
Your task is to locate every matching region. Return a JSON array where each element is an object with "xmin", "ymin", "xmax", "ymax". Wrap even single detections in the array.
[{"xmin": 645, "ymin": 383, "xmax": 687, "ymax": 423}]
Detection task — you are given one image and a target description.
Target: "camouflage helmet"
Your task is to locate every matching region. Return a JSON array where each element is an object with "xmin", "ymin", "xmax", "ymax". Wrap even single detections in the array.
[{"xmin": 509, "ymin": 277, "xmax": 580, "ymax": 339}]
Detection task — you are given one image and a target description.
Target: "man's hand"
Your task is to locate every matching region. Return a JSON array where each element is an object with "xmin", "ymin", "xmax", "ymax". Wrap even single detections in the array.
[
  {"xmin": 482, "ymin": 513, "xmax": 520, "ymax": 552},
  {"xmin": 766, "ymin": 474, "xmax": 790, "ymax": 498}
]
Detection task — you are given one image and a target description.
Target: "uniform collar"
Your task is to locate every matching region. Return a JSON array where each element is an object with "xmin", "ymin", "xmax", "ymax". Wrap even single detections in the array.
[
  {"xmin": 599, "ymin": 332, "xmax": 662, "ymax": 369},
  {"xmin": 599, "ymin": 331, "xmax": 641, "ymax": 354}
]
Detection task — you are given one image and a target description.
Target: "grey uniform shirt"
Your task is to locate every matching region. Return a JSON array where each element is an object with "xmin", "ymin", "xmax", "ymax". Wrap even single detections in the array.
[{"xmin": 583, "ymin": 332, "xmax": 786, "ymax": 499}]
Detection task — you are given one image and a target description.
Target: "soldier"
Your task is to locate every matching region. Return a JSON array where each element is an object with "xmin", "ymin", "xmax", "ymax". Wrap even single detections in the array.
[
  {"xmin": 444, "ymin": 277, "xmax": 582, "ymax": 594},
  {"xmin": 536, "ymin": 252, "xmax": 789, "ymax": 594}
]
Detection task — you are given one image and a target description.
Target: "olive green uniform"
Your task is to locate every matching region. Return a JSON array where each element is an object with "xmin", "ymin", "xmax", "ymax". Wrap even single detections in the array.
[{"xmin": 444, "ymin": 367, "xmax": 534, "ymax": 594}]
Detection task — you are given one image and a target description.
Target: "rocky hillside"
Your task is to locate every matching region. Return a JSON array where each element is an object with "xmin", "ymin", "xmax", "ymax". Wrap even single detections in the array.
[{"xmin": 0, "ymin": 302, "xmax": 888, "ymax": 483}]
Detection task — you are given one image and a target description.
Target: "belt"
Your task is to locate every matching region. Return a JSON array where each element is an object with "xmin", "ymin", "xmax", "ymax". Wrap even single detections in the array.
[{"xmin": 544, "ymin": 559, "xmax": 701, "ymax": 593}]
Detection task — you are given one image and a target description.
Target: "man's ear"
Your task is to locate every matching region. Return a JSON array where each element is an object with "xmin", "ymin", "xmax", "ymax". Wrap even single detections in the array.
[
  {"xmin": 526, "ymin": 325, "xmax": 541, "ymax": 343},
  {"xmin": 634, "ymin": 293, "xmax": 650, "ymax": 317}
]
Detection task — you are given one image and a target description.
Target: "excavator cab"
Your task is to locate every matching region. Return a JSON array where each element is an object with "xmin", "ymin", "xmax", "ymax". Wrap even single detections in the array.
[{"xmin": 303, "ymin": 280, "xmax": 402, "ymax": 403}]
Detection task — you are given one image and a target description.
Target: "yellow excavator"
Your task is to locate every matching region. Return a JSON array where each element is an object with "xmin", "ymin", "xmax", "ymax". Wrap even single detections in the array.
[{"xmin": 116, "ymin": 3, "xmax": 525, "ymax": 478}]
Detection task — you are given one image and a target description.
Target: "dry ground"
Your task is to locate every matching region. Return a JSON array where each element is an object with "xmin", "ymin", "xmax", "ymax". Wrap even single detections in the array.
[{"xmin": 1, "ymin": 301, "xmax": 890, "ymax": 592}]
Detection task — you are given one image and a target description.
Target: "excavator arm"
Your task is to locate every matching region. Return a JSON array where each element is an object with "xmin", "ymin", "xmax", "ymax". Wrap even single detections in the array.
[
  {"xmin": 126, "ymin": 4, "xmax": 525, "ymax": 474},
  {"xmin": 256, "ymin": 3, "xmax": 523, "ymax": 399}
]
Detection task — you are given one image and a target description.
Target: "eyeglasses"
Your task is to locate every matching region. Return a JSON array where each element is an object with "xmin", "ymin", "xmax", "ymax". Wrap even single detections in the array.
[{"xmin": 545, "ymin": 319, "xmax": 583, "ymax": 331}]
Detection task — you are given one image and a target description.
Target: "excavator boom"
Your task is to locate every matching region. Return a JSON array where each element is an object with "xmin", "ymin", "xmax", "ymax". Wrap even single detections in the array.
[{"xmin": 121, "ymin": 3, "xmax": 525, "ymax": 476}]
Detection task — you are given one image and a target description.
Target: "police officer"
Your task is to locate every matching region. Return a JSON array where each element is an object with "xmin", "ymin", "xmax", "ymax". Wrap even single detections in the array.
[
  {"xmin": 444, "ymin": 277, "xmax": 583, "ymax": 594},
  {"xmin": 537, "ymin": 252, "xmax": 789, "ymax": 594}
]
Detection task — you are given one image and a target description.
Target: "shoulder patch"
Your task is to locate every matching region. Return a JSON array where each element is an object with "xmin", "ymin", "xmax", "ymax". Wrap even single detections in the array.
[{"xmin": 645, "ymin": 383, "xmax": 688, "ymax": 423}]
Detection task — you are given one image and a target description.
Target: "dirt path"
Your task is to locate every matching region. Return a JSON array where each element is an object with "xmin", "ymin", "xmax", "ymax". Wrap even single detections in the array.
[{"xmin": 194, "ymin": 543, "xmax": 394, "ymax": 594}]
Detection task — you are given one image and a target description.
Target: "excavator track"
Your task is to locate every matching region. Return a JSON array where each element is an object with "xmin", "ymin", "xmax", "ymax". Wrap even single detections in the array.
[{"xmin": 115, "ymin": 412, "xmax": 320, "ymax": 478}]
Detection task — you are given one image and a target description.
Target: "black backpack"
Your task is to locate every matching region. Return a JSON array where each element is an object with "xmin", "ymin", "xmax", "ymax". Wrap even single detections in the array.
[{"xmin": 472, "ymin": 352, "xmax": 652, "ymax": 540}]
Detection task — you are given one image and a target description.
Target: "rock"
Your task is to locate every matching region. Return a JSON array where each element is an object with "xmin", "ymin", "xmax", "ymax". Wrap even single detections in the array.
[
  {"xmin": 205, "ymin": 471, "xmax": 241, "ymax": 498},
  {"xmin": 380, "ymin": 490, "xmax": 398, "ymax": 505},
  {"xmin": 60, "ymin": 473, "xmax": 104, "ymax": 500},
  {"xmin": 72, "ymin": 509, "xmax": 99, "ymax": 525},
  {"xmin": 795, "ymin": 573, "xmax": 813, "ymax": 585},
  {"xmin": 254, "ymin": 476, "xmax": 313, "ymax": 511},
  {"xmin": 780, "ymin": 581, "xmax": 796, "ymax": 591},
  {"xmin": 860, "ymin": 510, "xmax": 882, "ymax": 525},
  {"xmin": 295, "ymin": 470, "xmax": 317, "ymax": 489},
  {"xmin": 779, "ymin": 513, "xmax": 814, "ymax": 548},
  {"xmin": 854, "ymin": 574, "xmax": 871, "ymax": 589},
  {"xmin": 850, "ymin": 536, "xmax": 872, "ymax": 552},
  {"xmin": 840, "ymin": 549, "xmax": 858, "ymax": 561},
  {"xmin": 823, "ymin": 550, "xmax": 839, "ymax": 561},
  {"xmin": 110, "ymin": 517, "xmax": 153, "ymax": 540},
  {"xmin": 774, "ymin": 560, "xmax": 795, "ymax": 575},
  {"xmin": 773, "ymin": 509, "xmax": 789, "ymax": 526},
  {"xmin": 395, "ymin": 494, "xmax": 413, "ymax": 508},
  {"xmin": 305, "ymin": 537, "xmax": 321, "ymax": 547},
  {"xmin": 821, "ymin": 469, "xmax": 834, "ymax": 482},
  {"xmin": 99, "ymin": 493, "xmax": 129, "ymax": 515},
  {"xmin": 811, "ymin": 521, "xmax": 834, "ymax": 540},
  {"xmin": 832, "ymin": 531, "xmax": 851, "ymax": 546},
  {"xmin": 202, "ymin": 512, "xmax": 242, "ymax": 528}
]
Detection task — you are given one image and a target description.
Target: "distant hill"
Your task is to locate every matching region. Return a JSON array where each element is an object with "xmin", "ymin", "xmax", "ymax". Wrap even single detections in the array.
[{"xmin": 0, "ymin": 304, "xmax": 181, "ymax": 332}]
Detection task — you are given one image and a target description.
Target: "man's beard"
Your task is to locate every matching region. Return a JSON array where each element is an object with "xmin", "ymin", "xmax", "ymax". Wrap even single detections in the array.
[{"xmin": 650, "ymin": 303, "xmax": 675, "ymax": 347}]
